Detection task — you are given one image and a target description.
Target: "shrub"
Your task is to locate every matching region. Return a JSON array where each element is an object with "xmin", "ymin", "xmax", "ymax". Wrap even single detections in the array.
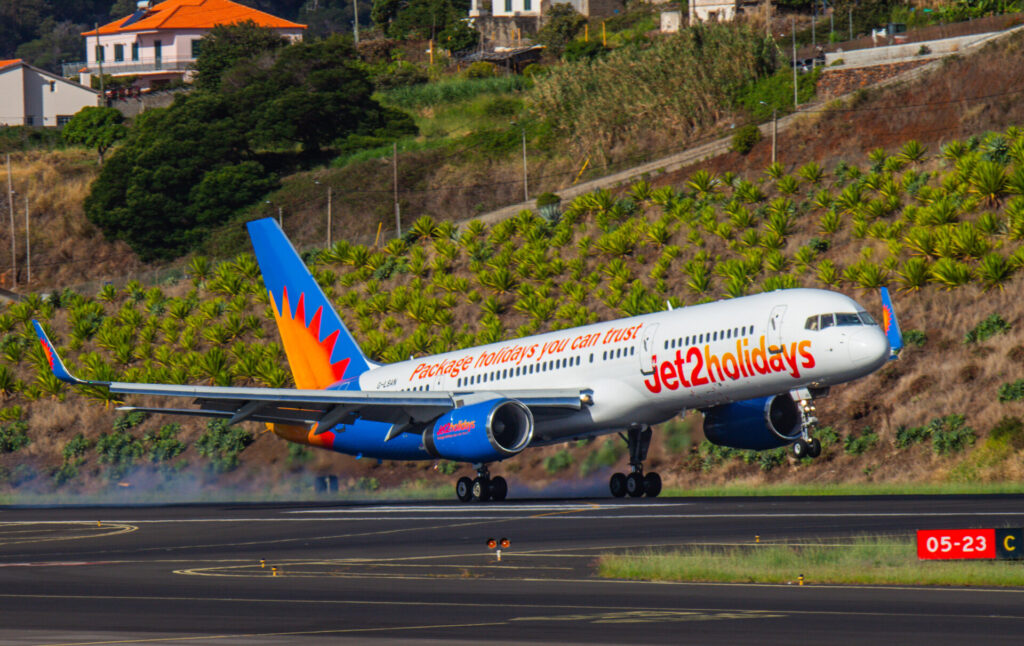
[
  {"xmin": 543, "ymin": 449, "xmax": 574, "ymax": 473},
  {"xmin": 0, "ymin": 421, "xmax": 30, "ymax": 453},
  {"xmin": 465, "ymin": 61, "xmax": 496, "ymax": 79},
  {"xmin": 903, "ymin": 329, "xmax": 927, "ymax": 347},
  {"xmin": 62, "ymin": 433, "xmax": 92, "ymax": 464},
  {"xmin": 563, "ymin": 40, "xmax": 609, "ymax": 62},
  {"xmin": 580, "ymin": 438, "xmax": 625, "ymax": 475},
  {"xmin": 843, "ymin": 427, "xmax": 878, "ymax": 455},
  {"xmin": 929, "ymin": 415, "xmax": 976, "ymax": 455},
  {"xmin": 663, "ymin": 418, "xmax": 693, "ymax": 453},
  {"xmin": 196, "ymin": 419, "xmax": 254, "ymax": 472},
  {"xmin": 731, "ymin": 124, "xmax": 761, "ymax": 155},
  {"xmin": 144, "ymin": 423, "xmax": 186, "ymax": 463},
  {"xmin": 964, "ymin": 314, "xmax": 1011, "ymax": 344},
  {"xmin": 287, "ymin": 442, "xmax": 314, "ymax": 468},
  {"xmin": 96, "ymin": 428, "xmax": 143, "ymax": 478},
  {"xmin": 990, "ymin": 416, "xmax": 1024, "ymax": 450},
  {"xmin": 895, "ymin": 424, "xmax": 929, "ymax": 448},
  {"xmin": 998, "ymin": 379, "xmax": 1024, "ymax": 403}
]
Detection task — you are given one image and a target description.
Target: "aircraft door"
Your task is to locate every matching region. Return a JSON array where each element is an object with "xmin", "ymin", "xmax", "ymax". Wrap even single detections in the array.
[
  {"xmin": 638, "ymin": 323, "xmax": 659, "ymax": 375},
  {"xmin": 768, "ymin": 305, "xmax": 786, "ymax": 353}
]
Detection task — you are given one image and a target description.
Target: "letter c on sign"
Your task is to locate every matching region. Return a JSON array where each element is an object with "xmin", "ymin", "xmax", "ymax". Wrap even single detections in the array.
[{"xmin": 1006, "ymin": 535, "xmax": 1016, "ymax": 552}]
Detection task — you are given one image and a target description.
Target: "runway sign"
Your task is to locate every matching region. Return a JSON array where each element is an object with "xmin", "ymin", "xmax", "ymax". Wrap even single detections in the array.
[{"xmin": 917, "ymin": 529, "xmax": 1024, "ymax": 560}]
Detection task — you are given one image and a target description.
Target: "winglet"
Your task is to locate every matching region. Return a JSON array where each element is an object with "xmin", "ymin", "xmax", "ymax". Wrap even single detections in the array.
[
  {"xmin": 879, "ymin": 287, "xmax": 903, "ymax": 359},
  {"xmin": 31, "ymin": 319, "xmax": 91, "ymax": 385}
]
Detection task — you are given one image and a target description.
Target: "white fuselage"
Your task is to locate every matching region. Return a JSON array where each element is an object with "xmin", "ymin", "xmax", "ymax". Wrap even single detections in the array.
[{"xmin": 359, "ymin": 289, "xmax": 890, "ymax": 445}]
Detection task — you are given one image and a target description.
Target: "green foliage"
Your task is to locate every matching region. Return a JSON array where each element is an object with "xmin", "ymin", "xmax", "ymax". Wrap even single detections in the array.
[
  {"xmin": 0, "ymin": 421, "xmax": 30, "ymax": 453},
  {"xmin": 903, "ymin": 329, "xmax": 927, "ymax": 347},
  {"xmin": 378, "ymin": 75, "xmax": 529, "ymax": 109},
  {"xmin": 895, "ymin": 424, "xmax": 930, "ymax": 448},
  {"xmin": 963, "ymin": 314, "xmax": 1011, "ymax": 344},
  {"xmin": 286, "ymin": 442, "xmax": 314, "ymax": 468},
  {"xmin": 196, "ymin": 419, "xmax": 254, "ymax": 472},
  {"xmin": 191, "ymin": 20, "xmax": 289, "ymax": 92},
  {"xmin": 843, "ymin": 427, "xmax": 878, "ymax": 455},
  {"xmin": 144, "ymin": 423, "xmax": 186, "ymax": 463},
  {"xmin": 990, "ymin": 416, "xmax": 1024, "ymax": 450},
  {"xmin": 543, "ymin": 448, "xmax": 574, "ymax": 473},
  {"xmin": 62, "ymin": 432, "xmax": 92, "ymax": 464},
  {"xmin": 61, "ymin": 107, "xmax": 126, "ymax": 163},
  {"xmin": 997, "ymin": 379, "xmax": 1024, "ymax": 403},
  {"xmin": 580, "ymin": 438, "xmax": 625, "ymax": 475},
  {"xmin": 535, "ymin": 4, "xmax": 586, "ymax": 55},
  {"xmin": 930, "ymin": 415, "xmax": 976, "ymax": 455},
  {"xmin": 731, "ymin": 123, "xmax": 761, "ymax": 155},
  {"xmin": 663, "ymin": 418, "xmax": 693, "ymax": 453},
  {"xmin": 563, "ymin": 40, "xmax": 610, "ymax": 62},
  {"xmin": 465, "ymin": 61, "xmax": 496, "ymax": 79},
  {"xmin": 96, "ymin": 428, "xmax": 143, "ymax": 478}
]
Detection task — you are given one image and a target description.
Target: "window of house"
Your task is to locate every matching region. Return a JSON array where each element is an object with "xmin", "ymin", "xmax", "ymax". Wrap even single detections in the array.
[
  {"xmin": 504, "ymin": 0, "xmax": 512, "ymax": 10},
  {"xmin": 191, "ymin": 39, "xmax": 202, "ymax": 58},
  {"xmin": 524, "ymin": 0, "xmax": 532, "ymax": 10},
  {"xmin": 56, "ymin": 115, "xmax": 72, "ymax": 127},
  {"xmin": 114, "ymin": 44, "xmax": 124, "ymax": 62},
  {"xmin": 25, "ymin": 116, "xmax": 33, "ymax": 126},
  {"xmin": 132, "ymin": 42, "xmax": 139, "ymax": 61},
  {"xmin": 95, "ymin": 45, "xmax": 105, "ymax": 62},
  {"xmin": 48, "ymin": 81, "xmax": 55, "ymax": 92}
]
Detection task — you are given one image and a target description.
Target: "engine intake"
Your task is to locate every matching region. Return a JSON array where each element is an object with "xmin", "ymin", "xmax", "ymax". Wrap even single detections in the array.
[
  {"xmin": 703, "ymin": 393, "xmax": 802, "ymax": 450},
  {"xmin": 424, "ymin": 398, "xmax": 534, "ymax": 463}
]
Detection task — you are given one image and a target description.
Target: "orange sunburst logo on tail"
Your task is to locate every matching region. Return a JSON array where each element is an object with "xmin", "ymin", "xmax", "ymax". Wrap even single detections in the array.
[{"xmin": 271, "ymin": 286, "xmax": 350, "ymax": 391}]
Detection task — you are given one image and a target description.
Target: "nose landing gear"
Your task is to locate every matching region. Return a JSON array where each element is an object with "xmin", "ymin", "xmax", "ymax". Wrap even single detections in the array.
[
  {"xmin": 791, "ymin": 395, "xmax": 822, "ymax": 459},
  {"xmin": 609, "ymin": 426, "xmax": 661, "ymax": 498}
]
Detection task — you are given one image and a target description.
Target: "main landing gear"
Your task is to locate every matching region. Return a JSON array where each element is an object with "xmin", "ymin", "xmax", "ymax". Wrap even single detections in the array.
[
  {"xmin": 609, "ymin": 426, "xmax": 662, "ymax": 498},
  {"xmin": 455, "ymin": 464, "xmax": 507, "ymax": 503},
  {"xmin": 790, "ymin": 395, "xmax": 822, "ymax": 459}
]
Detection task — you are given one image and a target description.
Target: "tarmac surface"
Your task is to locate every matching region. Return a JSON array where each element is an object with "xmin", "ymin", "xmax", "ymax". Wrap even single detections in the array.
[{"xmin": 1, "ymin": 495, "xmax": 1024, "ymax": 645}]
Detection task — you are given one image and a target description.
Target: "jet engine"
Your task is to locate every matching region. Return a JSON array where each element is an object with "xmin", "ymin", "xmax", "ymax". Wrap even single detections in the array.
[
  {"xmin": 702, "ymin": 393, "xmax": 802, "ymax": 450},
  {"xmin": 423, "ymin": 398, "xmax": 534, "ymax": 463}
]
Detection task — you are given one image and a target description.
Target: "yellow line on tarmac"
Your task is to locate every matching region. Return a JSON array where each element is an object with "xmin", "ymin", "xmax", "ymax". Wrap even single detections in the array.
[{"xmin": 528, "ymin": 502, "xmax": 600, "ymax": 518}]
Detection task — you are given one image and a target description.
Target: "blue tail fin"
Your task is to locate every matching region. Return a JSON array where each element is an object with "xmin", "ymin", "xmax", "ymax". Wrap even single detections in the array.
[
  {"xmin": 247, "ymin": 218, "xmax": 371, "ymax": 389},
  {"xmin": 880, "ymin": 287, "xmax": 903, "ymax": 359}
]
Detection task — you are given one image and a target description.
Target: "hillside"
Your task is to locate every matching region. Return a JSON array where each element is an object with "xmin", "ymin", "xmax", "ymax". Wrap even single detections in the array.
[{"xmin": 4, "ymin": 23, "xmax": 1024, "ymax": 501}]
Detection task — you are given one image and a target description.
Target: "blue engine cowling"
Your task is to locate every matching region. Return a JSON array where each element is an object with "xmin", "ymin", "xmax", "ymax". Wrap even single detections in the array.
[
  {"xmin": 703, "ymin": 394, "xmax": 802, "ymax": 450},
  {"xmin": 423, "ymin": 398, "xmax": 534, "ymax": 463}
]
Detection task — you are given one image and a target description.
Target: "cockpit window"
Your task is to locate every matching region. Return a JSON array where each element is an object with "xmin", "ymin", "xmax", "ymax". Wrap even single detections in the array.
[
  {"xmin": 858, "ymin": 311, "xmax": 877, "ymax": 326},
  {"xmin": 835, "ymin": 312, "xmax": 861, "ymax": 326},
  {"xmin": 805, "ymin": 316, "xmax": 818, "ymax": 330},
  {"xmin": 820, "ymin": 313, "xmax": 836, "ymax": 329}
]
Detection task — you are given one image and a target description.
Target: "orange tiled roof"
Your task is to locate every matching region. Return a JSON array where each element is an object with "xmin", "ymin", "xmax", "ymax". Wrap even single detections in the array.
[
  {"xmin": 0, "ymin": 59, "xmax": 22, "ymax": 69},
  {"xmin": 83, "ymin": 0, "xmax": 306, "ymax": 36}
]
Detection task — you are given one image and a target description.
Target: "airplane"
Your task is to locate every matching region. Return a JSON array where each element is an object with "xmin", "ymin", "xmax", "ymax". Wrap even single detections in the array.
[{"xmin": 33, "ymin": 217, "xmax": 903, "ymax": 502}]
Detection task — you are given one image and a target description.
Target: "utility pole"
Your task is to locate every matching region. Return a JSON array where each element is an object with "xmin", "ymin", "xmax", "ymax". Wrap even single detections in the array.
[
  {"xmin": 792, "ymin": 16, "xmax": 798, "ymax": 108},
  {"xmin": 5, "ymin": 154, "xmax": 15, "ymax": 287},
  {"xmin": 326, "ymin": 185, "xmax": 332, "ymax": 248},
  {"xmin": 278, "ymin": 206, "xmax": 282, "ymax": 226},
  {"xmin": 24, "ymin": 196, "xmax": 29, "ymax": 284},
  {"xmin": 772, "ymin": 108, "xmax": 778, "ymax": 165},
  {"xmin": 353, "ymin": 0, "xmax": 360, "ymax": 44},
  {"xmin": 521, "ymin": 127, "xmax": 528, "ymax": 202},
  {"xmin": 95, "ymin": 23, "xmax": 104, "ymax": 100},
  {"xmin": 393, "ymin": 142, "xmax": 401, "ymax": 238},
  {"xmin": 812, "ymin": 0, "xmax": 817, "ymax": 52},
  {"xmin": 849, "ymin": 8, "xmax": 853, "ymax": 41}
]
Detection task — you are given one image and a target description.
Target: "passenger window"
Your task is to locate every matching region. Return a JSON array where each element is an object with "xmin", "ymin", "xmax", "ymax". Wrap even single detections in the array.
[
  {"xmin": 836, "ymin": 312, "xmax": 861, "ymax": 326},
  {"xmin": 820, "ymin": 313, "xmax": 835, "ymax": 329}
]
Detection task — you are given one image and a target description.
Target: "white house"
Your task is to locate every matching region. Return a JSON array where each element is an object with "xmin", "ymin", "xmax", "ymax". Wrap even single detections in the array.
[
  {"xmin": 65, "ymin": 0, "xmax": 306, "ymax": 91},
  {"xmin": 688, "ymin": 0, "xmax": 762, "ymax": 24},
  {"xmin": 472, "ymin": 0, "xmax": 623, "ymax": 19},
  {"xmin": 0, "ymin": 59, "xmax": 99, "ymax": 127}
]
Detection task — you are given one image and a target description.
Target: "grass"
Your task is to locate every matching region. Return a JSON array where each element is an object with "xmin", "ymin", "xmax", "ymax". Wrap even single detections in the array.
[
  {"xmin": 662, "ymin": 481, "xmax": 1024, "ymax": 497},
  {"xmin": 599, "ymin": 535, "xmax": 1024, "ymax": 586}
]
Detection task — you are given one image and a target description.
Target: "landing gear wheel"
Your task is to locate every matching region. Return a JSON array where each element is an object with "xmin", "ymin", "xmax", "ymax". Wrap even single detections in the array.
[
  {"xmin": 472, "ymin": 477, "xmax": 491, "ymax": 502},
  {"xmin": 609, "ymin": 473, "xmax": 627, "ymax": 498},
  {"xmin": 489, "ymin": 476, "xmax": 508, "ymax": 502},
  {"xmin": 808, "ymin": 438, "xmax": 822, "ymax": 458},
  {"xmin": 643, "ymin": 472, "xmax": 662, "ymax": 498},
  {"xmin": 626, "ymin": 472, "xmax": 645, "ymax": 497},
  {"xmin": 456, "ymin": 476, "xmax": 473, "ymax": 502},
  {"xmin": 792, "ymin": 439, "xmax": 809, "ymax": 459}
]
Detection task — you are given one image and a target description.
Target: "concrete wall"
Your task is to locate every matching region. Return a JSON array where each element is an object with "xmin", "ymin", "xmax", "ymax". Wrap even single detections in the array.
[
  {"xmin": 825, "ymin": 30, "xmax": 1010, "ymax": 68},
  {"xmin": 0, "ymin": 68, "xmax": 26, "ymax": 126}
]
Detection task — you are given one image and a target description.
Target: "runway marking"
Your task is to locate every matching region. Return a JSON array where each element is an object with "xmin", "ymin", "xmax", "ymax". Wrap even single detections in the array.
[
  {"xmin": 32, "ymin": 621, "xmax": 508, "ymax": 646},
  {"xmin": 0, "ymin": 522, "xmax": 136, "ymax": 546},
  {"xmin": 175, "ymin": 559, "xmax": 574, "ymax": 578},
  {"xmin": 511, "ymin": 609, "xmax": 786, "ymax": 623},
  {"xmin": 290, "ymin": 503, "xmax": 628, "ymax": 513}
]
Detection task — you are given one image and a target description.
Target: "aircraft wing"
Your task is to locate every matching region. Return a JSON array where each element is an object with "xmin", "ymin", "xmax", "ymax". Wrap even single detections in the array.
[{"xmin": 33, "ymin": 321, "xmax": 586, "ymax": 431}]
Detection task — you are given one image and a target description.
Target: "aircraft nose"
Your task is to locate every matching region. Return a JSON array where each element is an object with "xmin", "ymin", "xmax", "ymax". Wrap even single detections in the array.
[{"xmin": 849, "ymin": 328, "xmax": 890, "ymax": 366}]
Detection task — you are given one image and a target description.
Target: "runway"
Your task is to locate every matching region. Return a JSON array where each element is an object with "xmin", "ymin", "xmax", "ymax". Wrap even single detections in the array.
[{"xmin": 2, "ymin": 495, "xmax": 1024, "ymax": 645}]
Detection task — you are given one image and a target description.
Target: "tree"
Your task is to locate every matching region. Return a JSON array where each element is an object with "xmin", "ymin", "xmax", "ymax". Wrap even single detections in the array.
[
  {"xmin": 84, "ymin": 93, "xmax": 273, "ymax": 260},
  {"xmin": 14, "ymin": 18, "xmax": 83, "ymax": 73},
  {"xmin": 61, "ymin": 106, "xmax": 127, "ymax": 164},
  {"xmin": 373, "ymin": 0, "xmax": 470, "ymax": 40},
  {"xmin": 191, "ymin": 20, "xmax": 289, "ymax": 92},
  {"xmin": 535, "ymin": 4, "xmax": 586, "ymax": 56},
  {"xmin": 438, "ymin": 17, "xmax": 478, "ymax": 53},
  {"xmin": 220, "ymin": 35, "xmax": 416, "ymax": 152}
]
